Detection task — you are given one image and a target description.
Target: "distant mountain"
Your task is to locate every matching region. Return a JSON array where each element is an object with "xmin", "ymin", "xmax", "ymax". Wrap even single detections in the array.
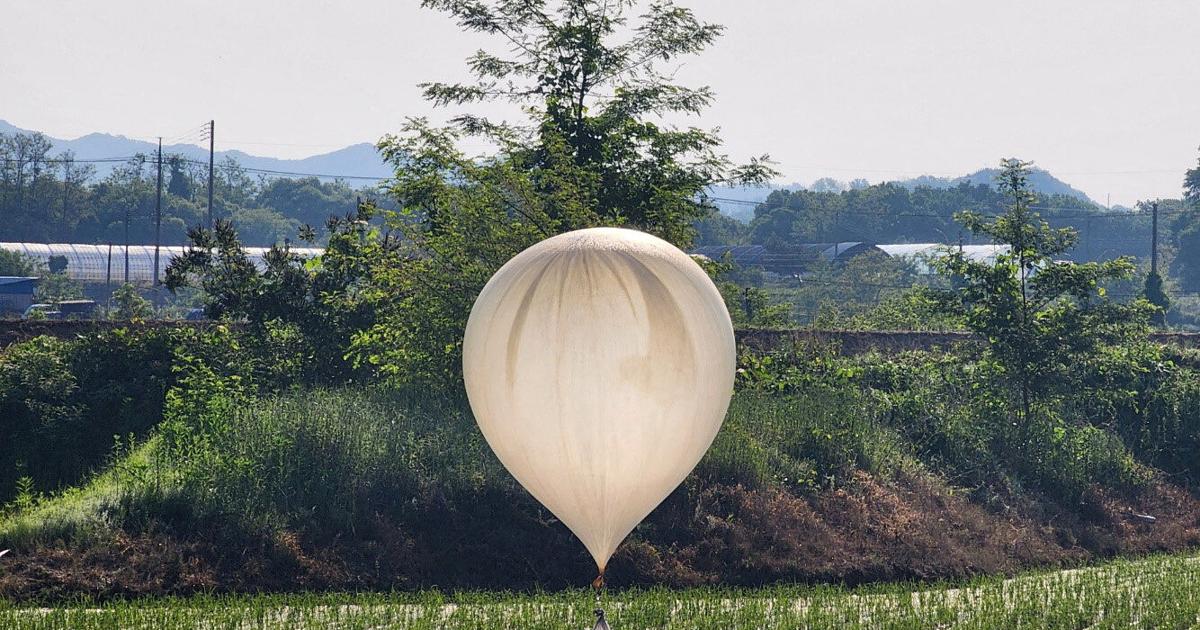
[
  {"xmin": 900, "ymin": 168, "xmax": 1095, "ymax": 203},
  {"xmin": 711, "ymin": 167, "xmax": 1100, "ymax": 222},
  {"xmin": 4, "ymin": 120, "xmax": 1102, "ymax": 213},
  {"xmin": 0, "ymin": 119, "xmax": 392, "ymax": 183}
]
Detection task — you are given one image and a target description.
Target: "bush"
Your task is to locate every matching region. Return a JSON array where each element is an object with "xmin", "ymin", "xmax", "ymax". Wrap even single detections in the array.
[
  {"xmin": 1113, "ymin": 347, "xmax": 1200, "ymax": 481},
  {"xmin": 110, "ymin": 283, "xmax": 153, "ymax": 320},
  {"xmin": 0, "ymin": 323, "xmax": 307, "ymax": 503},
  {"xmin": 740, "ymin": 340, "xmax": 1153, "ymax": 503}
]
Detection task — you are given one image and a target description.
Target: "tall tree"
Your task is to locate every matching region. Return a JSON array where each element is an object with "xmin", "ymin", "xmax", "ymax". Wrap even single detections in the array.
[
  {"xmin": 929, "ymin": 159, "xmax": 1150, "ymax": 423},
  {"xmin": 0, "ymin": 132, "xmax": 54, "ymax": 237},
  {"xmin": 1185, "ymin": 146, "xmax": 1200, "ymax": 206},
  {"xmin": 352, "ymin": 0, "xmax": 773, "ymax": 381},
  {"xmin": 167, "ymin": 156, "xmax": 193, "ymax": 199},
  {"xmin": 408, "ymin": 0, "xmax": 773, "ymax": 245},
  {"xmin": 1170, "ymin": 147, "xmax": 1200, "ymax": 291},
  {"xmin": 217, "ymin": 156, "xmax": 257, "ymax": 209}
]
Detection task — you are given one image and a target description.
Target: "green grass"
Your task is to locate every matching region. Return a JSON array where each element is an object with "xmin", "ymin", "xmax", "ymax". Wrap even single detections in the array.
[
  {"xmin": 1, "ymin": 385, "xmax": 910, "ymax": 549},
  {"xmin": 2, "ymin": 553, "xmax": 1198, "ymax": 629}
]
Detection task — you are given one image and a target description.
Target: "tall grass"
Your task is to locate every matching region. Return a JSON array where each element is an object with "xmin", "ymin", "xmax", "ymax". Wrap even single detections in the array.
[
  {"xmin": 2, "ymin": 379, "xmax": 922, "ymax": 551},
  {"xmin": 0, "ymin": 343, "xmax": 1155, "ymax": 550},
  {"xmin": 0, "ymin": 386, "xmax": 505, "ymax": 547},
  {"xmin": 698, "ymin": 389, "xmax": 913, "ymax": 490}
]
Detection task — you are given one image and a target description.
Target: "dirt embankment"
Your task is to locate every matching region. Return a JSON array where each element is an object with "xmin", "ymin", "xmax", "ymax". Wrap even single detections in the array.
[{"xmin": 3, "ymin": 473, "xmax": 1198, "ymax": 601}]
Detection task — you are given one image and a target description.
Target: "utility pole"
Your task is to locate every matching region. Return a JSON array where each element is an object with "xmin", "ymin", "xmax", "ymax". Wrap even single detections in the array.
[
  {"xmin": 154, "ymin": 137, "xmax": 163, "ymax": 286},
  {"xmin": 123, "ymin": 205, "xmax": 130, "ymax": 285},
  {"xmin": 61, "ymin": 159, "xmax": 70, "ymax": 226},
  {"xmin": 1151, "ymin": 201, "xmax": 1160, "ymax": 276},
  {"xmin": 207, "ymin": 119, "xmax": 215, "ymax": 228},
  {"xmin": 106, "ymin": 242, "xmax": 113, "ymax": 308}
]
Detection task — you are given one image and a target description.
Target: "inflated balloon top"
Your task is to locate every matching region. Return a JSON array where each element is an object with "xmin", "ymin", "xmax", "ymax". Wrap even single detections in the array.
[{"xmin": 463, "ymin": 227, "xmax": 736, "ymax": 577}]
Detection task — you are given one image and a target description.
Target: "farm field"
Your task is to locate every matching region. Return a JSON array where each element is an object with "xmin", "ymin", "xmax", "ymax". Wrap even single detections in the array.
[{"xmin": 3, "ymin": 553, "xmax": 1198, "ymax": 629}]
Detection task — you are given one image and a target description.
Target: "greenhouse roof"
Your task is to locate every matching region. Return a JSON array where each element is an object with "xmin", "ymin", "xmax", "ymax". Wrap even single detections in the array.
[{"xmin": 0, "ymin": 243, "xmax": 324, "ymax": 286}]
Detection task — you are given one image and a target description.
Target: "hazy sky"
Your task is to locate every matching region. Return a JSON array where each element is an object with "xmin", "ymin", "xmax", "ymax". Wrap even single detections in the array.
[{"xmin": 3, "ymin": 0, "xmax": 1197, "ymax": 206}]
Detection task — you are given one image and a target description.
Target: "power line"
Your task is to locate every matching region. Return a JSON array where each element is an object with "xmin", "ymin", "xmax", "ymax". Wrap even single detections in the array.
[
  {"xmin": 166, "ymin": 156, "xmax": 388, "ymax": 181},
  {"xmin": 3, "ymin": 154, "xmax": 390, "ymax": 183},
  {"xmin": 217, "ymin": 139, "xmax": 362, "ymax": 149},
  {"xmin": 4, "ymin": 156, "xmax": 142, "ymax": 165},
  {"xmin": 707, "ymin": 195, "xmax": 1188, "ymax": 220},
  {"xmin": 756, "ymin": 161, "xmax": 1184, "ymax": 177}
]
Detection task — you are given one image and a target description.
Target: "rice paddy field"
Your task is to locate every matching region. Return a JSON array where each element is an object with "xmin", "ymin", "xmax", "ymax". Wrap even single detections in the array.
[{"xmin": 3, "ymin": 553, "xmax": 1199, "ymax": 629}]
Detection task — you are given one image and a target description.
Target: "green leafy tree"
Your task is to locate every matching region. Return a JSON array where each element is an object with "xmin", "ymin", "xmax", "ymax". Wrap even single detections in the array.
[
  {"xmin": 1185, "ymin": 146, "xmax": 1200, "ymax": 206},
  {"xmin": 1142, "ymin": 270, "xmax": 1169, "ymax": 326},
  {"xmin": 929, "ymin": 159, "xmax": 1150, "ymax": 421},
  {"xmin": 165, "ymin": 220, "xmax": 261, "ymax": 321},
  {"xmin": 1172, "ymin": 151, "xmax": 1200, "ymax": 293},
  {"xmin": 254, "ymin": 177, "xmax": 359, "ymax": 231},
  {"xmin": 93, "ymin": 156, "xmax": 155, "ymax": 244},
  {"xmin": 217, "ymin": 156, "xmax": 258, "ymax": 209},
  {"xmin": 165, "ymin": 216, "xmax": 379, "ymax": 383},
  {"xmin": 228, "ymin": 206, "xmax": 300, "ymax": 246},
  {"xmin": 0, "ymin": 132, "xmax": 55, "ymax": 239},
  {"xmin": 353, "ymin": 0, "xmax": 774, "ymax": 382},
  {"xmin": 720, "ymin": 284, "xmax": 792, "ymax": 328},
  {"xmin": 110, "ymin": 283, "xmax": 152, "ymax": 320},
  {"xmin": 795, "ymin": 253, "xmax": 920, "ymax": 326},
  {"xmin": 0, "ymin": 250, "xmax": 40, "ymax": 276},
  {"xmin": 34, "ymin": 273, "xmax": 83, "ymax": 304},
  {"xmin": 167, "ymin": 156, "xmax": 193, "ymax": 199},
  {"xmin": 694, "ymin": 208, "xmax": 746, "ymax": 246},
  {"xmin": 1174, "ymin": 221, "xmax": 1200, "ymax": 291}
]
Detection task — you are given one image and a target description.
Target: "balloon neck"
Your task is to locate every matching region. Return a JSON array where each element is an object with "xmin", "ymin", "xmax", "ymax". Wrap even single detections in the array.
[{"xmin": 591, "ymin": 570, "xmax": 606, "ymax": 592}]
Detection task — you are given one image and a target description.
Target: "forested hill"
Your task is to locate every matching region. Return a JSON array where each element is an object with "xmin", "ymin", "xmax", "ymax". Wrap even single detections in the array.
[
  {"xmin": 0, "ymin": 124, "xmax": 381, "ymax": 247},
  {"xmin": 0, "ymin": 119, "xmax": 391, "ymax": 180},
  {"xmin": 696, "ymin": 179, "xmax": 1161, "ymax": 265},
  {"xmin": 712, "ymin": 168, "xmax": 1100, "ymax": 222},
  {"xmin": 904, "ymin": 168, "xmax": 1095, "ymax": 203}
]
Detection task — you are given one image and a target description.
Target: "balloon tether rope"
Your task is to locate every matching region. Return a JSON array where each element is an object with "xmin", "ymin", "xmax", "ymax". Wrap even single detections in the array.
[{"xmin": 592, "ymin": 570, "xmax": 609, "ymax": 629}]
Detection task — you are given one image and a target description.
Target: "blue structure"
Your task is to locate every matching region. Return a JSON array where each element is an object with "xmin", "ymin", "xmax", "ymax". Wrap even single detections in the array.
[{"xmin": 0, "ymin": 276, "xmax": 38, "ymax": 314}]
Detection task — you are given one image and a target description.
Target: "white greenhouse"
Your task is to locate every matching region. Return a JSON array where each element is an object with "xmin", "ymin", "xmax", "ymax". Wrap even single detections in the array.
[
  {"xmin": 0, "ymin": 242, "xmax": 325, "ymax": 286},
  {"xmin": 877, "ymin": 243, "xmax": 1010, "ymax": 274}
]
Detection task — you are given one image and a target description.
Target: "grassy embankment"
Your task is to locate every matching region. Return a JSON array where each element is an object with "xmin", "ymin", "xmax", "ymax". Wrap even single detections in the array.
[{"xmin": 4, "ymin": 337, "xmax": 1200, "ymax": 598}]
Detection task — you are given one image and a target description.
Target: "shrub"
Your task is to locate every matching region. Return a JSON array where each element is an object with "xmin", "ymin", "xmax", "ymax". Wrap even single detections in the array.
[
  {"xmin": 741, "ymin": 341, "xmax": 1153, "ymax": 503},
  {"xmin": 0, "ymin": 323, "xmax": 297, "ymax": 503}
]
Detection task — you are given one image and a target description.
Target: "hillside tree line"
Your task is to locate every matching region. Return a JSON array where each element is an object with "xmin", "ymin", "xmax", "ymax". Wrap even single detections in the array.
[{"xmin": 0, "ymin": 132, "xmax": 364, "ymax": 247}]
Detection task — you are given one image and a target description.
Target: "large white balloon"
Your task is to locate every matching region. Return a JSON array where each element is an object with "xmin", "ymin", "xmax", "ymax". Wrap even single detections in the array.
[{"xmin": 463, "ymin": 227, "xmax": 736, "ymax": 572}]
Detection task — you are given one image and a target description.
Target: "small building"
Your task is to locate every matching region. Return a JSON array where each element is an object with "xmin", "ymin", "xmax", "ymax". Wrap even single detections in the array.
[{"xmin": 0, "ymin": 276, "xmax": 39, "ymax": 314}]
